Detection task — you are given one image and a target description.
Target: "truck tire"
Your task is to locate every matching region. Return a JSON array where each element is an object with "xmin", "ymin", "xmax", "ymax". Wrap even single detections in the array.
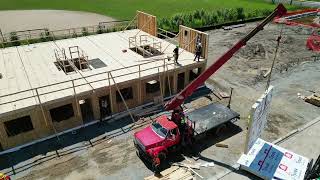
[
  {"xmin": 158, "ymin": 152, "xmax": 166, "ymax": 162},
  {"xmin": 152, "ymin": 157, "xmax": 161, "ymax": 173},
  {"xmin": 152, "ymin": 152, "xmax": 166, "ymax": 172},
  {"xmin": 136, "ymin": 150, "xmax": 140, "ymax": 158}
]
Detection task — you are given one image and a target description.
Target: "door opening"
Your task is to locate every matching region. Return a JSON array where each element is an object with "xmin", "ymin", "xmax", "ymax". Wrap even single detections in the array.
[
  {"xmin": 177, "ymin": 72, "xmax": 185, "ymax": 92},
  {"xmin": 80, "ymin": 99, "xmax": 94, "ymax": 123},
  {"xmin": 165, "ymin": 76, "xmax": 173, "ymax": 97},
  {"xmin": 99, "ymin": 95, "xmax": 112, "ymax": 120}
]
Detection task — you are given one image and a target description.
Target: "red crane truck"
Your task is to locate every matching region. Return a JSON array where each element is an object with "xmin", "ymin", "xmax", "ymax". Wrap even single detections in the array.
[{"xmin": 134, "ymin": 4, "xmax": 287, "ymax": 170}]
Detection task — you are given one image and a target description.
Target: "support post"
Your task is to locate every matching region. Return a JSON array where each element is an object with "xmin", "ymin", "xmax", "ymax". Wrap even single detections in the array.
[
  {"xmin": 72, "ymin": 80, "xmax": 82, "ymax": 120},
  {"xmin": 138, "ymin": 65, "xmax": 142, "ymax": 105},
  {"xmin": 8, "ymin": 155, "xmax": 16, "ymax": 175},
  {"xmin": 109, "ymin": 72, "xmax": 135, "ymax": 124},
  {"xmin": 35, "ymin": 88, "xmax": 61, "ymax": 142},
  {"xmin": 0, "ymin": 29, "xmax": 5, "ymax": 42},
  {"xmin": 107, "ymin": 72, "xmax": 114, "ymax": 117},
  {"xmin": 166, "ymin": 64, "xmax": 172, "ymax": 97},
  {"xmin": 158, "ymin": 67, "xmax": 164, "ymax": 104},
  {"xmin": 35, "ymin": 88, "xmax": 49, "ymax": 126},
  {"xmin": 122, "ymin": 13, "xmax": 138, "ymax": 33},
  {"xmin": 227, "ymin": 87, "xmax": 233, "ymax": 109}
]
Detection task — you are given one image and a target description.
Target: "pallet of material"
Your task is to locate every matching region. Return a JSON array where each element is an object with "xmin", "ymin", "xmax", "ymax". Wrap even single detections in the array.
[
  {"xmin": 223, "ymin": 24, "xmax": 245, "ymax": 30},
  {"xmin": 144, "ymin": 166, "xmax": 194, "ymax": 180},
  {"xmin": 305, "ymin": 93, "xmax": 320, "ymax": 107}
]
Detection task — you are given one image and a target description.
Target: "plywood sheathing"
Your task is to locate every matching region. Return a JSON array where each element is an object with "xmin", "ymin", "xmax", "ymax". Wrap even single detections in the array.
[
  {"xmin": 179, "ymin": 25, "xmax": 209, "ymax": 59},
  {"xmin": 0, "ymin": 108, "xmax": 52, "ymax": 149},
  {"xmin": 0, "ymin": 27, "xmax": 207, "ymax": 150},
  {"xmin": 137, "ymin": 11, "xmax": 157, "ymax": 36}
]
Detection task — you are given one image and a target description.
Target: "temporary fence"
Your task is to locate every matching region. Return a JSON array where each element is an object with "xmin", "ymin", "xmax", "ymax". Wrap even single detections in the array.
[{"xmin": 0, "ymin": 20, "xmax": 135, "ymax": 47}]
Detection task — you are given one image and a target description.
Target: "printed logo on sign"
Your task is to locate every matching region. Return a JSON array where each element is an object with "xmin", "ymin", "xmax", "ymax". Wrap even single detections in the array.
[
  {"xmin": 292, "ymin": 168, "xmax": 299, "ymax": 177},
  {"xmin": 279, "ymin": 164, "xmax": 288, "ymax": 171},
  {"xmin": 284, "ymin": 152, "xmax": 293, "ymax": 159}
]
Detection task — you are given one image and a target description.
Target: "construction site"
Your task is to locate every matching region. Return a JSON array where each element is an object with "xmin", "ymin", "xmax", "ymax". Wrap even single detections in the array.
[
  {"xmin": 0, "ymin": 11, "xmax": 208, "ymax": 150},
  {"xmin": 0, "ymin": 4, "xmax": 320, "ymax": 180}
]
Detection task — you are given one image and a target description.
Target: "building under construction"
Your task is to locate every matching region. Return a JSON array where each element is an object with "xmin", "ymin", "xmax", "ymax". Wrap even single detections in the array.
[{"xmin": 0, "ymin": 11, "xmax": 208, "ymax": 151}]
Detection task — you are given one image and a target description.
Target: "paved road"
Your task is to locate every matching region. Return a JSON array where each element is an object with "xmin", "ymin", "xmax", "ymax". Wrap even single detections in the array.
[
  {"xmin": 268, "ymin": 0, "xmax": 320, "ymax": 8},
  {"xmin": 0, "ymin": 10, "xmax": 114, "ymax": 33},
  {"xmin": 219, "ymin": 116, "xmax": 320, "ymax": 180}
]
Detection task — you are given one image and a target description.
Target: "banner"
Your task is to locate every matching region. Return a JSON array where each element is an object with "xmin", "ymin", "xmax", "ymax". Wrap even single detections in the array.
[
  {"xmin": 238, "ymin": 138, "xmax": 309, "ymax": 180},
  {"xmin": 245, "ymin": 86, "xmax": 274, "ymax": 153}
]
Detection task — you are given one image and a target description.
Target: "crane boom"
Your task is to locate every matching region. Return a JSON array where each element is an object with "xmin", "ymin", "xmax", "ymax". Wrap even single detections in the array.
[{"xmin": 164, "ymin": 4, "xmax": 287, "ymax": 111}]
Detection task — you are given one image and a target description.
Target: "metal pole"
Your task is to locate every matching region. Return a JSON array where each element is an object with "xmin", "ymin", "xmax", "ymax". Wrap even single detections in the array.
[
  {"xmin": 72, "ymin": 80, "xmax": 81, "ymax": 119},
  {"xmin": 0, "ymin": 29, "xmax": 5, "ymax": 43},
  {"xmin": 8, "ymin": 154, "xmax": 16, "ymax": 175},
  {"xmin": 138, "ymin": 65, "xmax": 142, "ymax": 104},
  {"xmin": 227, "ymin": 87, "xmax": 233, "ymax": 109},
  {"xmin": 35, "ymin": 88, "xmax": 49, "ymax": 126},
  {"xmin": 107, "ymin": 72, "xmax": 113, "ymax": 118},
  {"xmin": 158, "ymin": 67, "xmax": 164, "ymax": 104}
]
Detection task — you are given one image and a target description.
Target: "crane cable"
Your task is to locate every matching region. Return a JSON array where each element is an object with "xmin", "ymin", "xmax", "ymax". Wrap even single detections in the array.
[{"xmin": 265, "ymin": 24, "xmax": 284, "ymax": 91}]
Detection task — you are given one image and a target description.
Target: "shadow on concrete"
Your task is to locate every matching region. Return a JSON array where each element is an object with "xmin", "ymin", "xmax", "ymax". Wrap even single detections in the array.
[
  {"xmin": 0, "ymin": 115, "xmax": 150, "ymax": 175},
  {"xmin": 228, "ymin": 169, "xmax": 263, "ymax": 180},
  {"xmin": 0, "ymin": 86, "xmax": 216, "ymax": 176}
]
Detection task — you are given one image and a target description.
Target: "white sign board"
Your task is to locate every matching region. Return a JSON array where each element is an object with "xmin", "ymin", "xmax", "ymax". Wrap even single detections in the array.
[
  {"xmin": 238, "ymin": 138, "xmax": 309, "ymax": 180},
  {"xmin": 245, "ymin": 86, "xmax": 274, "ymax": 153}
]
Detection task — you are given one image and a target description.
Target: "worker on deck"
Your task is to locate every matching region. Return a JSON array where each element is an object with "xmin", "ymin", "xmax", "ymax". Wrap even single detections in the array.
[
  {"xmin": 194, "ymin": 42, "xmax": 202, "ymax": 62},
  {"xmin": 173, "ymin": 45, "xmax": 179, "ymax": 64}
]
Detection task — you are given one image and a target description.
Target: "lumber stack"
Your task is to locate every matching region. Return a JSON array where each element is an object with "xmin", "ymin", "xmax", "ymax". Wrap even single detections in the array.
[
  {"xmin": 144, "ymin": 166, "xmax": 194, "ymax": 180},
  {"xmin": 305, "ymin": 93, "xmax": 320, "ymax": 107}
]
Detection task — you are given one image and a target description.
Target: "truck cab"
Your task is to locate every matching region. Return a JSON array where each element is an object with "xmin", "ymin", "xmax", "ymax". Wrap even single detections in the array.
[{"xmin": 134, "ymin": 115, "xmax": 182, "ymax": 168}]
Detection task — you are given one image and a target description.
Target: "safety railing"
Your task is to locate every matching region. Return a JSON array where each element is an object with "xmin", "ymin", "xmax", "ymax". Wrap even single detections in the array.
[
  {"xmin": 0, "ymin": 20, "xmax": 136, "ymax": 47},
  {"xmin": 0, "ymin": 59, "xmax": 177, "ymax": 107}
]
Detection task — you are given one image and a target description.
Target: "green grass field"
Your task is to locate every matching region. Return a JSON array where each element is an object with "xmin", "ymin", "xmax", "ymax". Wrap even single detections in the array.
[{"xmin": 0, "ymin": 0, "xmax": 287, "ymax": 20}]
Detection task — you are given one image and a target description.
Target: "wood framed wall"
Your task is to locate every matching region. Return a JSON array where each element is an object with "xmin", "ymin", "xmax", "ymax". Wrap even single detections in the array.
[
  {"xmin": 140, "ymin": 76, "xmax": 162, "ymax": 104},
  {"xmin": 0, "ymin": 107, "xmax": 51, "ymax": 149},
  {"xmin": 137, "ymin": 11, "xmax": 157, "ymax": 36},
  {"xmin": 178, "ymin": 25, "xmax": 209, "ymax": 59},
  {"xmin": 0, "ymin": 61, "xmax": 206, "ymax": 151}
]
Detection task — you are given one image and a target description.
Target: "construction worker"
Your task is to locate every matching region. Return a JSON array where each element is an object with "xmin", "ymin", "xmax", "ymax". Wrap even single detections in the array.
[
  {"xmin": 171, "ymin": 106, "xmax": 183, "ymax": 126},
  {"xmin": 179, "ymin": 111, "xmax": 187, "ymax": 145},
  {"xmin": 173, "ymin": 45, "xmax": 179, "ymax": 64},
  {"xmin": 0, "ymin": 172, "xmax": 10, "ymax": 180},
  {"xmin": 180, "ymin": 112, "xmax": 186, "ymax": 132},
  {"xmin": 194, "ymin": 42, "xmax": 202, "ymax": 62}
]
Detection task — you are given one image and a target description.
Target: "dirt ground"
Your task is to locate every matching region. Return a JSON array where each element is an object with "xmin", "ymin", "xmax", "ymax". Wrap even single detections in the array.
[
  {"xmin": 206, "ymin": 22, "xmax": 320, "ymax": 140},
  {"xmin": 0, "ymin": 10, "xmax": 114, "ymax": 33},
  {"xmin": 1, "ymin": 22, "xmax": 320, "ymax": 180}
]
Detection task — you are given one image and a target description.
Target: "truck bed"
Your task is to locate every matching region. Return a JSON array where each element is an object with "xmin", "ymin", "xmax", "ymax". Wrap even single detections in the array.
[{"xmin": 186, "ymin": 103, "xmax": 240, "ymax": 135}]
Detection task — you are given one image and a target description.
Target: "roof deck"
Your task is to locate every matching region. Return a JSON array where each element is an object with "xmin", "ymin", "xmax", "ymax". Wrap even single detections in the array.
[{"xmin": 0, "ymin": 29, "xmax": 202, "ymax": 115}]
